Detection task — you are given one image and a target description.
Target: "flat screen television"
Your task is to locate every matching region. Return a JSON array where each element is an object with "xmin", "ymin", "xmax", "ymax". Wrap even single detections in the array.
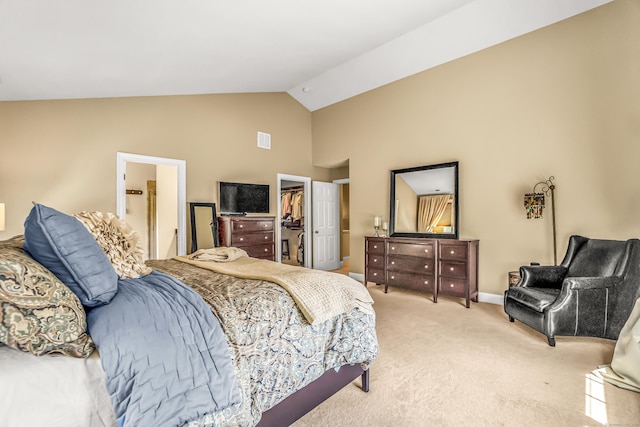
[{"xmin": 219, "ymin": 181, "xmax": 270, "ymax": 215}]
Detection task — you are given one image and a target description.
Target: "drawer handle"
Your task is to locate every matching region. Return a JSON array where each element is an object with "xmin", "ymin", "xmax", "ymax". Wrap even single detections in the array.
[
  {"xmin": 373, "ymin": 245, "xmax": 378, "ymax": 249},
  {"xmin": 391, "ymin": 275, "xmax": 395, "ymax": 279},
  {"xmin": 450, "ymin": 283, "xmax": 455, "ymax": 288},
  {"xmin": 373, "ymin": 259, "xmax": 377, "ymax": 262},
  {"xmin": 425, "ymin": 249, "xmax": 429, "ymax": 253},
  {"xmin": 450, "ymin": 250, "xmax": 455, "ymax": 254},
  {"xmin": 373, "ymin": 272, "xmax": 378, "ymax": 276},
  {"xmin": 264, "ymin": 236, "xmax": 268, "ymax": 240},
  {"xmin": 264, "ymin": 224, "xmax": 268, "ymax": 227},
  {"xmin": 391, "ymin": 246, "xmax": 395, "ymax": 250},
  {"xmin": 450, "ymin": 267, "xmax": 455, "ymax": 271},
  {"xmin": 264, "ymin": 248, "xmax": 268, "ymax": 252},
  {"xmin": 424, "ymin": 280, "xmax": 429, "ymax": 285},
  {"xmin": 239, "ymin": 224, "xmax": 243, "ymax": 228},
  {"xmin": 424, "ymin": 265, "xmax": 429, "ymax": 269},
  {"xmin": 239, "ymin": 237, "xmax": 244, "ymax": 241},
  {"xmin": 391, "ymin": 261, "xmax": 395, "ymax": 265}
]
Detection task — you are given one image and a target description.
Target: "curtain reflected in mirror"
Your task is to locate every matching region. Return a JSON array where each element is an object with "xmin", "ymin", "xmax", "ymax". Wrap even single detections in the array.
[
  {"xmin": 189, "ymin": 202, "xmax": 218, "ymax": 253},
  {"xmin": 390, "ymin": 161, "xmax": 458, "ymax": 239},
  {"xmin": 418, "ymin": 194, "xmax": 454, "ymax": 233}
]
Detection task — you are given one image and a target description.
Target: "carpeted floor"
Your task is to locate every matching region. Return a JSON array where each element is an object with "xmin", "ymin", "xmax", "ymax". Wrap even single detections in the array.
[{"xmin": 293, "ymin": 284, "xmax": 640, "ymax": 426}]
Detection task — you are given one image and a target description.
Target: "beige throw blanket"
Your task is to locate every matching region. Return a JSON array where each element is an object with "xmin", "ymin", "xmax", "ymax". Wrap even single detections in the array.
[
  {"xmin": 175, "ymin": 255, "xmax": 374, "ymax": 325},
  {"xmin": 592, "ymin": 297, "xmax": 640, "ymax": 393},
  {"xmin": 189, "ymin": 247, "xmax": 249, "ymax": 262}
]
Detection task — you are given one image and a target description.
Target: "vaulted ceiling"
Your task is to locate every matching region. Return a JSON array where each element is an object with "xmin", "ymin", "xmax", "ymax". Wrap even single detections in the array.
[{"xmin": 0, "ymin": 0, "xmax": 611, "ymax": 111}]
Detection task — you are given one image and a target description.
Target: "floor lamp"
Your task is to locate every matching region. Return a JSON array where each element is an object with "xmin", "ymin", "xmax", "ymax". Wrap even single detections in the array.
[{"xmin": 524, "ymin": 176, "xmax": 557, "ymax": 265}]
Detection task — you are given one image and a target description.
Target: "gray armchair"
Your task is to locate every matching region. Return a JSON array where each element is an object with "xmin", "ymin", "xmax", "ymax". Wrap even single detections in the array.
[{"xmin": 504, "ymin": 235, "xmax": 640, "ymax": 346}]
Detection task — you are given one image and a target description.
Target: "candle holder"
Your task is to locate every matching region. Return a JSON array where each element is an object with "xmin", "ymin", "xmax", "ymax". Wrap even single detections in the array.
[{"xmin": 373, "ymin": 215, "xmax": 382, "ymax": 237}]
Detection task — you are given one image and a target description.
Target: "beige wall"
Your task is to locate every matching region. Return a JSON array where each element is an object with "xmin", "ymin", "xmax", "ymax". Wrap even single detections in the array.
[
  {"xmin": 0, "ymin": 93, "xmax": 330, "ymax": 240},
  {"xmin": 125, "ymin": 162, "xmax": 156, "ymax": 259},
  {"xmin": 394, "ymin": 175, "xmax": 418, "ymax": 233},
  {"xmin": 311, "ymin": 0, "xmax": 640, "ymax": 295}
]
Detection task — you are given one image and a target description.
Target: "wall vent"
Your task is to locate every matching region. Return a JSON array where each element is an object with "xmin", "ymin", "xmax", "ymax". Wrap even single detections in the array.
[{"xmin": 257, "ymin": 131, "xmax": 271, "ymax": 149}]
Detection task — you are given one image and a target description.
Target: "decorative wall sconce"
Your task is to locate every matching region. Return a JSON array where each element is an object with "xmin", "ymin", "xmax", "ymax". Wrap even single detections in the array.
[{"xmin": 524, "ymin": 176, "xmax": 557, "ymax": 265}]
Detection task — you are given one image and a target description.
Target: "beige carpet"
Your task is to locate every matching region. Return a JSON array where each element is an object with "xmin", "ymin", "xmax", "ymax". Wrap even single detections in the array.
[{"xmin": 293, "ymin": 285, "xmax": 640, "ymax": 426}]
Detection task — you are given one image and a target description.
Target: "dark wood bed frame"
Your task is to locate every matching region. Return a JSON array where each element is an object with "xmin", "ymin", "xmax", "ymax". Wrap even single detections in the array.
[{"xmin": 256, "ymin": 365, "xmax": 370, "ymax": 427}]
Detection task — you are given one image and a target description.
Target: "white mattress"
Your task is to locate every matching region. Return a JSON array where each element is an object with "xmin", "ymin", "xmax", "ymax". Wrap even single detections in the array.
[{"xmin": 0, "ymin": 345, "xmax": 116, "ymax": 427}]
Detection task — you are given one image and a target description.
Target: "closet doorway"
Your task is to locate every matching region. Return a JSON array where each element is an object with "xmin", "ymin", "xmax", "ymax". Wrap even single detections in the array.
[{"xmin": 276, "ymin": 174, "xmax": 311, "ymax": 268}]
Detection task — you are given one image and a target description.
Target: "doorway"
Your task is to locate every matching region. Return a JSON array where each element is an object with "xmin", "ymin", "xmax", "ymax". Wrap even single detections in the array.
[
  {"xmin": 277, "ymin": 174, "xmax": 311, "ymax": 268},
  {"xmin": 335, "ymin": 178, "xmax": 350, "ymax": 271},
  {"xmin": 116, "ymin": 152, "xmax": 187, "ymax": 258}
]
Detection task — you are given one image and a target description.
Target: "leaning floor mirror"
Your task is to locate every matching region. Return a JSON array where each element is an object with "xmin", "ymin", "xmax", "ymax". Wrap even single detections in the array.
[
  {"xmin": 189, "ymin": 202, "xmax": 219, "ymax": 253},
  {"xmin": 389, "ymin": 161, "xmax": 459, "ymax": 239}
]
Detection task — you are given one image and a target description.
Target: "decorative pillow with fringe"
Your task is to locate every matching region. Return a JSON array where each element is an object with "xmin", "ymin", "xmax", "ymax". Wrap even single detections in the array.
[{"xmin": 74, "ymin": 211, "xmax": 152, "ymax": 279}]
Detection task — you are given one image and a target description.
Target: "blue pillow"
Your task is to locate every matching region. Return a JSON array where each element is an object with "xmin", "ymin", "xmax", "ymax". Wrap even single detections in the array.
[{"xmin": 23, "ymin": 204, "xmax": 118, "ymax": 307}]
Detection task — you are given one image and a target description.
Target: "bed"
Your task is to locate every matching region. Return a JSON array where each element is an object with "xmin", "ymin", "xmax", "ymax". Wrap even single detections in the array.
[{"xmin": 0, "ymin": 205, "xmax": 378, "ymax": 427}]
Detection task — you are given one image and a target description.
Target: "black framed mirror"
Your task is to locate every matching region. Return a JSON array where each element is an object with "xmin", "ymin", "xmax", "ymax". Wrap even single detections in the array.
[
  {"xmin": 389, "ymin": 161, "xmax": 459, "ymax": 239},
  {"xmin": 189, "ymin": 202, "xmax": 218, "ymax": 253}
]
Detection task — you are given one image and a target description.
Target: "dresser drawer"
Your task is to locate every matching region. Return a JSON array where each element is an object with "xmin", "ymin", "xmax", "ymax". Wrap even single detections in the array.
[
  {"xmin": 439, "ymin": 261, "xmax": 467, "ymax": 279},
  {"xmin": 387, "ymin": 256, "xmax": 434, "ymax": 274},
  {"xmin": 387, "ymin": 271, "xmax": 435, "ymax": 291},
  {"xmin": 439, "ymin": 278, "xmax": 467, "ymax": 297},
  {"xmin": 231, "ymin": 232, "xmax": 273, "ymax": 246},
  {"xmin": 387, "ymin": 242, "xmax": 435, "ymax": 258},
  {"xmin": 366, "ymin": 268, "xmax": 384, "ymax": 283},
  {"xmin": 367, "ymin": 254, "xmax": 385, "ymax": 269},
  {"xmin": 366, "ymin": 238, "xmax": 385, "ymax": 255},
  {"xmin": 439, "ymin": 243, "xmax": 468, "ymax": 262},
  {"xmin": 232, "ymin": 219, "xmax": 274, "ymax": 233},
  {"xmin": 242, "ymin": 243, "xmax": 274, "ymax": 258}
]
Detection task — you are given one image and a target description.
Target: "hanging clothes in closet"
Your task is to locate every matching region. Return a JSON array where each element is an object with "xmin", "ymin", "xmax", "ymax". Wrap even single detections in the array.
[
  {"xmin": 281, "ymin": 188, "xmax": 303, "ymax": 228},
  {"xmin": 281, "ymin": 191, "xmax": 292, "ymax": 219}
]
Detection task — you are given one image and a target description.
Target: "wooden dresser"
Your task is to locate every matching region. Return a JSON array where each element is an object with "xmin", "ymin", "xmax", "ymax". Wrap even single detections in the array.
[
  {"xmin": 217, "ymin": 216, "xmax": 275, "ymax": 261},
  {"xmin": 365, "ymin": 236, "xmax": 479, "ymax": 308}
]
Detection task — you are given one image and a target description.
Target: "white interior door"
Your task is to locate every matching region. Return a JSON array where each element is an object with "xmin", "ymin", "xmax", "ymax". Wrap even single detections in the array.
[{"xmin": 312, "ymin": 181, "xmax": 340, "ymax": 270}]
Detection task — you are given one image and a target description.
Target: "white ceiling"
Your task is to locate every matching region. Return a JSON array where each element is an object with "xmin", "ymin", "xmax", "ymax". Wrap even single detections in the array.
[
  {"xmin": 0, "ymin": 0, "xmax": 611, "ymax": 111},
  {"xmin": 399, "ymin": 166, "xmax": 457, "ymax": 196}
]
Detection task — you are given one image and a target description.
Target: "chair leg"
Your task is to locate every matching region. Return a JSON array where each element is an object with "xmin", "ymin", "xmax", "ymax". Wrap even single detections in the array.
[
  {"xmin": 547, "ymin": 336, "xmax": 556, "ymax": 347},
  {"xmin": 508, "ymin": 315, "xmax": 514, "ymax": 322}
]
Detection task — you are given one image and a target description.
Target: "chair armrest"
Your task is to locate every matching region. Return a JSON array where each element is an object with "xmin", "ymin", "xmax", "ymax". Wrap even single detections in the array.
[
  {"xmin": 519, "ymin": 265, "xmax": 568, "ymax": 288},
  {"xmin": 563, "ymin": 276, "xmax": 620, "ymax": 290}
]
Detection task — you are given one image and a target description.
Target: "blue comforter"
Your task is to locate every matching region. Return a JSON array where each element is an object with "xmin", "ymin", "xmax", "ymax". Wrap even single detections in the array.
[{"xmin": 86, "ymin": 270, "xmax": 241, "ymax": 427}]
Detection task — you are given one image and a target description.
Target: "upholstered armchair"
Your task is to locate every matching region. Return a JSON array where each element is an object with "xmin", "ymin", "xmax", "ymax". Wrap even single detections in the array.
[{"xmin": 504, "ymin": 235, "xmax": 640, "ymax": 346}]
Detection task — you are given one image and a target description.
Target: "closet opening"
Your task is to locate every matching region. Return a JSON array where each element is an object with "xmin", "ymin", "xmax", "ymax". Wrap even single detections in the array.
[{"xmin": 276, "ymin": 174, "xmax": 311, "ymax": 268}]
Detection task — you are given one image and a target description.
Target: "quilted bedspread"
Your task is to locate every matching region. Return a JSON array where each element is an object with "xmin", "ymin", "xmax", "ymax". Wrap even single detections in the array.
[
  {"xmin": 148, "ymin": 259, "xmax": 379, "ymax": 427},
  {"xmin": 175, "ymin": 255, "xmax": 374, "ymax": 325},
  {"xmin": 86, "ymin": 270, "xmax": 242, "ymax": 427}
]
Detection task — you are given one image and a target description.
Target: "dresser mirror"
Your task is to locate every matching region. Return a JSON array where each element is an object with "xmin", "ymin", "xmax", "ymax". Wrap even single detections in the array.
[
  {"xmin": 189, "ymin": 202, "xmax": 219, "ymax": 253},
  {"xmin": 389, "ymin": 161, "xmax": 459, "ymax": 239}
]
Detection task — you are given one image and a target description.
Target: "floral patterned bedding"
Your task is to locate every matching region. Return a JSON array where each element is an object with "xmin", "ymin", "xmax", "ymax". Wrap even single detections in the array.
[{"xmin": 147, "ymin": 259, "xmax": 379, "ymax": 427}]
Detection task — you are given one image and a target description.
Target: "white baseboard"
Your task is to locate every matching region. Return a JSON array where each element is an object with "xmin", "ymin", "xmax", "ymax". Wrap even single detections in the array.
[
  {"xmin": 478, "ymin": 292, "xmax": 503, "ymax": 305},
  {"xmin": 350, "ymin": 272, "xmax": 503, "ymax": 306},
  {"xmin": 350, "ymin": 272, "xmax": 364, "ymax": 282}
]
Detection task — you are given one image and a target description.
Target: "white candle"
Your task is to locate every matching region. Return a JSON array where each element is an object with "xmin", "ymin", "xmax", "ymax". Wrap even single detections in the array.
[{"xmin": 374, "ymin": 216, "xmax": 381, "ymax": 227}]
